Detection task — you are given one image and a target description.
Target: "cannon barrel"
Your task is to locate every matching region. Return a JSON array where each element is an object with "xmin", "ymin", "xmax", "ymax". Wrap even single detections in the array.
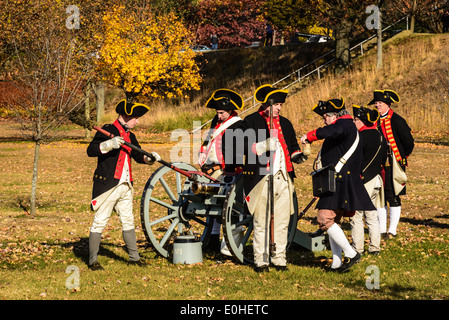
[{"xmin": 191, "ymin": 182, "xmax": 222, "ymax": 195}]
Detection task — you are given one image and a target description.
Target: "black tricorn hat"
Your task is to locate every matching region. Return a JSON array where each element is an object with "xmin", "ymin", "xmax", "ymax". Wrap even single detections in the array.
[
  {"xmin": 205, "ymin": 89, "xmax": 244, "ymax": 110},
  {"xmin": 254, "ymin": 84, "xmax": 288, "ymax": 105},
  {"xmin": 368, "ymin": 89, "xmax": 400, "ymax": 105},
  {"xmin": 115, "ymin": 99, "xmax": 150, "ymax": 117},
  {"xmin": 352, "ymin": 104, "xmax": 380, "ymax": 124},
  {"xmin": 312, "ymin": 98, "xmax": 345, "ymax": 116}
]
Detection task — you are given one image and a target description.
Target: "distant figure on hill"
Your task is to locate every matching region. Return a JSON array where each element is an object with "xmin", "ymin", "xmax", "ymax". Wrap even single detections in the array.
[
  {"xmin": 210, "ymin": 33, "xmax": 218, "ymax": 50},
  {"xmin": 265, "ymin": 24, "xmax": 273, "ymax": 46}
]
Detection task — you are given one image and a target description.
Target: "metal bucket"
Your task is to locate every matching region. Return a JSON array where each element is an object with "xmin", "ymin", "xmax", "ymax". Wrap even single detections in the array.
[{"xmin": 173, "ymin": 235, "xmax": 203, "ymax": 264}]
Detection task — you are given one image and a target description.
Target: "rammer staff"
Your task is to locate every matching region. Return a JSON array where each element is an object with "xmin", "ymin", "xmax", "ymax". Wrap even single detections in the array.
[{"xmin": 92, "ymin": 126, "xmax": 218, "ymax": 182}]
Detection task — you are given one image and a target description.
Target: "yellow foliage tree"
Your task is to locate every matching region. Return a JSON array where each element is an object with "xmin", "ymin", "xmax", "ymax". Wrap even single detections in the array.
[{"xmin": 97, "ymin": 6, "xmax": 202, "ymax": 103}]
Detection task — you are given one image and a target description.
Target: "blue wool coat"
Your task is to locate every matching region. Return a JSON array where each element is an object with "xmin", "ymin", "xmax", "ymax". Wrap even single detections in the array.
[
  {"xmin": 313, "ymin": 116, "xmax": 376, "ymax": 212},
  {"xmin": 87, "ymin": 121, "xmax": 145, "ymax": 204},
  {"xmin": 236, "ymin": 112, "xmax": 301, "ymax": 195}
]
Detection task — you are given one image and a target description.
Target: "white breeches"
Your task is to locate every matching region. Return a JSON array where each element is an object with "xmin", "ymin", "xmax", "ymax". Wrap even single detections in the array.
[
  {"xmin": 90, "ymin": 183, "xmax": 135, "ymax": 234},
  {"xmin": 252, "ymin": 172, "xmax": 292, "ymax": 267}
]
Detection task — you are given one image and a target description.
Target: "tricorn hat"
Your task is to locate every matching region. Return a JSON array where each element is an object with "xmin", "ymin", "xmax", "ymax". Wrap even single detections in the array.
[
  {"xmin": 254, "ymin": 84, "xmax": 288, "ymax": 105},
  {"xmin": 312, "ymin": 98, "xmax": 345, "ymax": 116},
  {"xmin": 368, "ymin": 89, "xmax": 400, "ymax": 105},
  {"xmin": 115, "ymin": 99, "xmax": 150, "ymax": 117},
  {"xmin": 352, "ymin": 104, "xmax": 380, "ymax": 124},
  {"xmin": 205, "ymin": 89, "xmax": 244, "ymax": 110}
]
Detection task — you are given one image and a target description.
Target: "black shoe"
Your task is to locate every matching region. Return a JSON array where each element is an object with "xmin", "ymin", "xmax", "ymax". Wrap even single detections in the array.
[
  {"xmin": 381, "ymin": 233, "xmax": 388, "ymax": 239},
  {"xmin": 339, "ymin": 252, "xmax": 361, "ymax": 273},
  {"xmin": 88, "ymin": 261, "xmax": 104, "ymax": 271},
  {"xmin": 254, "ymin": 266, "xmax": 269, "ymax": 273},
  {"xmin": 274, "ymin": 265, "xmax": 288, "ymax": 272},
  {"xmin": 369, "ymin": 251, "xmax": 380, "ymax": 256},
  {"xmin": 387, "ymin": 232, "xmax": 397, "ymax": 239},
  {"xmin": 204, "ymin": 234, "xmax": 221, "ymax": 254},
  {"xmin": 128, "ymin": 259, "xmax": 147, "ymax": 267}
]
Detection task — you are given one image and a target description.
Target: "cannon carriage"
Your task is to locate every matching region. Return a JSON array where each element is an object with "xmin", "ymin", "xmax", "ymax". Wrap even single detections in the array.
[
  {"xmin": 139, "ymin": 161, "xmax": 323, "ymax": 264},
  {"xmin": 92, "ymin": 125, "xmax": 324, "ymax": 264}
]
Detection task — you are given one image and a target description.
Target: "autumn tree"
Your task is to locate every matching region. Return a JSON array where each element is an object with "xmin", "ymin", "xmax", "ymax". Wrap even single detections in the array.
[
  {"xmin": 388, "ymin": 0, "xmax": 449, "ymax": 33},
  {"xmin": 96, "ymin": 5, "xmax": 202, "ymax": 103},
  {"xmin": 193, "ymin": 0, "xmax": 266, "ymax": 48},
  {"xmin": 261, "ymin": 0, "xmax": 319, "ymax": 44},
  {"xmin": 3, "ymin": 0, "xmax": 94, "ymax": 215},
  {"xmin": 305, "ymin": 0, "xmax": 376, "ymax": 72}
]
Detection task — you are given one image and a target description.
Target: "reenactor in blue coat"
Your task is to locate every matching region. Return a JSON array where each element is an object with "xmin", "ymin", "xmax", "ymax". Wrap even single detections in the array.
[
  {"xmin": 238, "ymin": 84, "xmax": 307, "ymax": 272},
  {"xmin": 301, "ymin": 98, "xmax": 375, "ymax": 272},
  {"xmin": 86, "ymin": 100, "xmax": 160, "ymax": 270},
  {"xmin": 351, "ymin": 105, "xmax": 387, "ymax": 255},
  {"xmin": 369, "ymin": 90, "xmax": 414, "ymax": 239}
]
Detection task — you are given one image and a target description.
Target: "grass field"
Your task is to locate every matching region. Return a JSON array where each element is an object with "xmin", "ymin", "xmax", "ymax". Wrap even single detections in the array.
[
  {"xmin": 0, "ymin": 125, "xmax": 448, "ymax": 302},
  {"xmin": 1, "ymin": 32, "xmax": 448, "ymax": 306}
]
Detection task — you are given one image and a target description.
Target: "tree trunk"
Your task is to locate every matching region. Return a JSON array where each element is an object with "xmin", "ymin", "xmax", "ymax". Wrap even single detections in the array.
[
  {"xmin": 30, "ymin": 141, "xmax": 40, "ymax": 216},
  {"xmin": 94, "ymin": 81, "xmax": 105, "ymax": 123},
  {"xmin": 334, "ymin": 18, "xmax": 352, "ymax": 73},
  {"xmin": 84, "ymin": 85, "xmax": 91, "ymax": 139},
  {"xmin": 410, "ymin": 0, "xmax": 417, "ymax": 33}
]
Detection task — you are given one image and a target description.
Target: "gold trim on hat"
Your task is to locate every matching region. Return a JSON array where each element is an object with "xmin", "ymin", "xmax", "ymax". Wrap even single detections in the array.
[
  {"xmin": 117, "ymin": 99, "xmax": 150, "ymax": 116},
  {"xmin": 254, "ymin": 84, "xmax": 288, "ymax": 104},
  {"xmin": 206, "ymin": 88, "xmax": 244, "ymax": 110}
]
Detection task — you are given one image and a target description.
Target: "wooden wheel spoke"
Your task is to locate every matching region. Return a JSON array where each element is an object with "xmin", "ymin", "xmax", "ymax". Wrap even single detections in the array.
[
  {"xmin": 148, "ymin": 212, "xmax": 178, "ymax": 227},
  {"xmin": 159, "ymin": 176, "xmax": 177, "ymax": 202},
  {"xmin": 150, "ymin": 197, "xmax": 178, "ymax": 211},
  {"xmin": 159, "ymin": 218, "xmax": 180, "ymax": 248}
]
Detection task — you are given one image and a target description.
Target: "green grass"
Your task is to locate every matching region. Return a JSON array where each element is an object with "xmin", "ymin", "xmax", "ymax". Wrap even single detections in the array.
[{"xmin": 0, "ymin": 140, "xmax": 448, "ymax": 301}]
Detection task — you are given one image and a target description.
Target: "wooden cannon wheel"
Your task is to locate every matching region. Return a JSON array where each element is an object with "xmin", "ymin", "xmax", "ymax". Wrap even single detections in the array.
[
  {"xmin": 140, "ymin": 163, "xmax": 298, "ymax": 263},
  {"xmin": 140, "ymin": 162, "xmax": 213, "ymax": 259}
]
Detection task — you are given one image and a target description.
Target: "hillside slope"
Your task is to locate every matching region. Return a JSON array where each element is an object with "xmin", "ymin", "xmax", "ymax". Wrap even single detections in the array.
[
  {"xmin": 283, "ymin": 32, "xmax": 449, "ymax": 142},
  {"xmin": 145, "ymin": 32, "xmax": 449, "ymax": 143}
]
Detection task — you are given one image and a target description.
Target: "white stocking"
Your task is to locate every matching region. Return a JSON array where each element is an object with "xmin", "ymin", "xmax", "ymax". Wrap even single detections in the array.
[
  {"xmin": 327, "ymin": 223, "xmax": 357, "ymax": 259},
  {"xmin": 388, "ymin": 206, "xmax": 401, "ymax": 235},
  {"xmin": 328, "ymin": 236, "xmax": 342, "ymax": 269}
]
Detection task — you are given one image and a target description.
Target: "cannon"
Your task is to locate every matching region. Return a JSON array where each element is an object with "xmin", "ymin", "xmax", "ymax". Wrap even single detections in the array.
[
  {"xmin": 139, "ymin": 162, "xmax": 306, "ymax": 264},
  {"xmin": 92, "ymin": 125, "xmax": 326, "ymax": 264}
]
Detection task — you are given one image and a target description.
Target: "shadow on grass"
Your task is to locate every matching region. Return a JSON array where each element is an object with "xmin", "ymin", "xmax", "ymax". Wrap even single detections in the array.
[
  {"xmin": 382, "ymin": 283, "xmax": 418, "ymax": 299},
  {"xmin": 54, "ymin": 237, "xmax": 132, "ymax": 266},
  {"xmin": 401, "ymin": 217, "xmax": 449, "ymax": 229}
]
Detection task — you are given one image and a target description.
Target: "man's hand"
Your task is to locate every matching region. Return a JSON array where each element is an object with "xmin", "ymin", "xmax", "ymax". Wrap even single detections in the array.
[
  {"xmin": 300, "ymin": 135, "xmax": 309, "ymax": 145},
  {"xmin": 144, "ymin": 152, "xmax": 161, "ymax": 165},
  {"xmin": 100, "ymin": 136, "xmax": 125, "ymax": 153},
  {"xmin": 255, "ymin": 137, "xmax": 279, "ymax": 156},
  {"xmin": 291, "ymin": 151, "xmax": 308, "ymax": 164}
]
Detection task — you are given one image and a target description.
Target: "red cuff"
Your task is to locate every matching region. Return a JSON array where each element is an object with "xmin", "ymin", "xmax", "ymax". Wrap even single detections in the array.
[
  {"xmin": 307, "ymin": 129, "xmax": 318, "ymax": 142},
  {"xmin": 251, "ymin": 143, "xmax": 257, "ymax": 154}
]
